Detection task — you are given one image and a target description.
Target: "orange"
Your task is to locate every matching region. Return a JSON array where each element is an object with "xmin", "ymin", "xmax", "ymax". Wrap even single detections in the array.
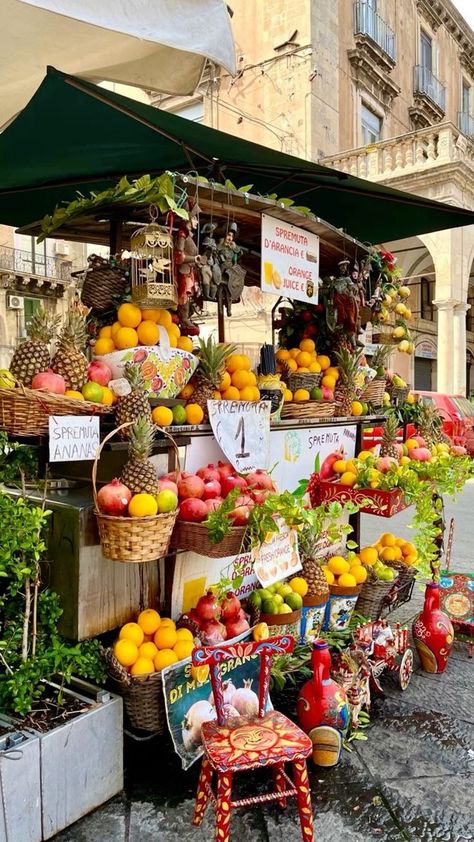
[
  {"xmin": 380, "ymin": 547, "xmax": 396, "ymax": 562},
  {"xmin": 316, "ymin": 355, "xmax": 331, "ymax": 370},
  {"xmin": 325, "ymin": 366, "xmax": 340, "ymax": 381},
  {"xmin": 137, "ymin": 608, "xmax": 161, "ymax": 635},
  {"xmin": 240, "ymin": 355, "xmax": 251, "ymax": 371},
  {"xmin": 339, "ymin": 471, "xmax": 356, "ymax": 487},
  {"xmin": 213, "ymin": 390, "xmax": 222, "ymax": 399},
  {"xmin": 297, "ymin": 367, "xmax": 310, "ymax": 373},
  {"xmin": 289, "ymin": 348, "xmax": 300, "ymax": 359},
  {"xmin": 349, "ymin": 565, "xmax": 368, "ymax": 584},
  {"xmin": 276, "ymin": 348, "xmax": 290, "ymax": 361},
  {"xmin": 333, "ymin": 460, "xmax": 347, "ymax": 474},
  {"xmin": 138, "ymin": 642, "xmax": 159, "ymax": 659},
  {"xmin": 338, "ymin": 572, "xmax": 357, "ymax": 588},
  {"xmin": 247, "ymin": 371, "xmax": 257, "ymax": 386},
  {"xmin": 154, "ymin": 649, "xmax": 179, "ymax": 671},
  {"xmin": 219, "ymin": 371, "xmax": 231, "ymax": 391},
  {"xmin": 289, "ymin": 577, "xmax": 308, "ymax": 597},
  {"xmin": 114, "ymin": 638, "xmax": 139, "ymax": 668},
  {"xmin": 309, "ymin": 361, "xmax": 322, "ymax": 372},
  {"xmin": 239, "ymin": 386, "xmax": 255, "ymax": 401},
  {"xmin": 222, "ymin": 386, "xmax": 241, "ymax": 401},
  {"xmin": 296, "ymin": 351, "xmax": 312, "ymax": 368},
  {"xmin": 405, "ymin": 439, "xmax": 418, "ymax": 450},
  {"xmin": 118, "ymin": 302, "xmax": 142, "ymax": 328},
  {"xmin": 380, "ymin": 532, "xmax": 396, "ymax": 547},
  {"xmin": 65, "ymin": 389, "xmax": 85, "ymax": 401},
  {"xmin": 226, "ymin": 354, "xmax": 244, "ymax": 373},
  {"xmin": 99, "ymin": 325, "xmax": 113, "ymax": 339},
  {"xmin": 159, "ymin": 618, "xmax": 176, "ymax": 630},
  {"xmin": 152, "ymin": 406, "xmax": 173, "ymax": 426},
  {"xmin": 94, "ymin": 337, "xmax": 115, "ymax": 355},
  {"xmin": 359, "ymin": 547, "xmax": 378, "ymax": 566},
  {"xmin": 293, "ymin": 388, "xmax": 310, "ymax": 402},
  {"xmin": 322, "ymin": 566, "xmax": 335, "ymax": 584},
  {"xmin": 403, "ymin": 553, "xmax": 418, "ymax": 566},
  {"xmin": 115, "ymin": 326, "xmax": 138, "ymax": 350},
  {"xmin": 168, "ymin": 323, "xmax": 181, "ymax": 338},
  {"xmin": 231, "ymin": 369, "xmax": 250, "ymax": 389},
  {"xmin": 395, "ymin": 538, "xmax": 406, "ymax": 548},
  {"xmin": 251, "ymin": 387, "xmax": 260, "ymax": 401},
  {"xmin": 101, "ymin": 386, "xmax": 116, "ymax": 405},
  {"xmin": 321, "ymin": 374, "xmax": 336, "ymax": 390},
  {"xmin": 167, "ymin": 332, "xmax": 178, "ymax": 348},
  {"xmin": 401, "ymin": 542, "xmax": 417, "ymax": 557},
  {"xmin": 175, "ymin": 627, "xmax": 194, "ymax": 642},
  {"xmin": 141, "ymin": 308, "xmax": 162, "ymax": 322},
  {"xmin": 137, "ymin": 320, "xmax": 159, "ymax": 346},
  {"xmin": 327, "ymin": 556, "xmax": 350, "ymax": 575},
  {"xmin": 154, "ymin": 626, "xmax": 178, "ymax": 650},
  {"xmin": 128, "ymin": 493, "xmax": 159, "ymax": 517},
  {"xmin": 179, "ymin": 383, "xmax": 195, "ymax": 400},
  {"xmin": 286, "ymin": 358, "xmax": 298, "ymax": 372},
  {"xmin": 177, "ymin": 336, "xmax": 194, "ymax": 352},
  {"xmin": 299, "ymin": 338, "xmax": 316, "ymax": 353},
  {"xmin": 283, "ymin": 389, "xmax": 293, "ymax": 402},
  {"xmin": 130, "ymin": 656, "xmax": 155, "ymax": 676},
  {"xmin": 111, "ymin": 321, "xmax": 122, "ymax": 339},
  {"xmin": 391, "ymin": 545, "xmax": 402, "ymax": 560},
  {"xmin": 185, "ymin": 404, "xmax": 204, "ymax": 425},
  {"xmin": 119, "ymin": 622, "xmax": 144, "ymax": 648},
  {"xmin": 351, "ymin": 401, "xmax": 363, "ymax": 416},
  {"xmin": 173, "ymin": 639, "xmax": 194, "ymax": 660},
  {"xmin": 158, "ymin": 310, "xmax": 173, "ymax": 329}
]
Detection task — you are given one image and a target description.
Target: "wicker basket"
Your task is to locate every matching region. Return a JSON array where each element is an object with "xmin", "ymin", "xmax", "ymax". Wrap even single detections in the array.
[
  {"xmin": 371, "ymin": 332, "xmax": 396, "ymax": 346},
  {"xmin": 171, "ymin": 520, "xmax": 247, "ymax": 558},
  {"xmin": 76, "ymin": 255, "xmax": 127, "ymax": 312},
  {"xmin": 288, "ymin": 372, "xmax": 322, "ymax": 392},
  {"xmin": 281, "ymin": 400, "xmax": 335, "ymax": 420},
  {"xmin": 93, "ymin": 423, "xmax": 178, "ymax": 563},
  {"xmin": 387, "ymin": 384, "xmax": 410, "ymax": 403},
  {"xmin": 0, "ymin": 385, "xmax": 113, "ymax": 437},
  {"xmin": 355, "ymin": 576, "xmax": 399, "ymax": 620},
  {"xmin": 360, "ymin": 377, "xmax": 386, "ymax": 405},
  {"xmin": 104, "ymin": 648, "xmax": 165, "ymax": 733}
]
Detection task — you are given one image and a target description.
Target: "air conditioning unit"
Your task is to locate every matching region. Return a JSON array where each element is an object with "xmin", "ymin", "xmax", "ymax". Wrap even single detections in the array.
[
  {"xmin": 54, "ymin": 240, "xmax": 70, "ymax": 256},
  {"xmin": 7, "ymin": 295, "xmax": 24, "ymax": 310}
]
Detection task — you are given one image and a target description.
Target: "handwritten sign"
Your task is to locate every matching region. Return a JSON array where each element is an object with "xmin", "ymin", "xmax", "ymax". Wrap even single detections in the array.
[
  {"xmin": 49, "ymin": 415, "xmax": 100, "ymax": 462},
  {"xmin": 252, "ymin": 520, "xmax": 302, "ymax": 587},
  {"xmin": 261, "ymin": 213, "xmax": 319, "ymax": 304},
  {"xmin": 207, "ymin": 400, "xmax": 271, "ymax": 473}
]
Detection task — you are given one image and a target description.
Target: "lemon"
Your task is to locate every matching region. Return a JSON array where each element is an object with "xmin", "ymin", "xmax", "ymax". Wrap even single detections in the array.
[
  {"xmin": 351, "ymin": 400, "xmax": 363, "ymax": 416},
  {"xmin": 152, "ymin": 406, "xmax": 173, "ymax": 427},
  {"xmin": 333, "ymin": 459, "xmax": 347, "ymax": 474},
  {"xmin": 337, "ymin": 572, "xmax": 357, "ymax": 588},
  {"xmin": 339, "ymin": 471, "xmax": 356, "ymax": 487},
  {"xmin": 293, "ymin": 388, "xmax": 310, "ymax": 402},
  {"xmin": 137, "ymin": 608, "xmax": 161, "ymax": 635},
  {"xmin": 349, "ymin": 565, "xmax": 368, "ymax": 584},
  {"xmin": 114, "ymin": 638, "xmax": 139, "ymax": 668},
  {"xmin": 322, "ymin": 566, "xmax": 335, "ymax": 584},
  {"xmin": 327, "ymin": 556, "xmax": 350, "ymax": 575},
  {"xmin": 65, "ymin": 389, "xmax": 85, "ymax": 401},
  {"xmin": 128, "ymin": 494, "xmax": 158, "ymax": 518},
  {"xmin": 289, "ymin": 577, "xmax": 308, "ymax": 597},
  {"xmin": 119, "ymin": 622, "xmax": 144, "ymax": 647},
  {"xmin": 359, "ymin": 547, "xmax": 378, "ymax": 566}
]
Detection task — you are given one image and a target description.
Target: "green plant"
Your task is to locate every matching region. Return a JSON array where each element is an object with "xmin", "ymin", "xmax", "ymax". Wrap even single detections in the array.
[{"xmin": 0, "ymin": 432, "xmax": 38, "ymax": 486}]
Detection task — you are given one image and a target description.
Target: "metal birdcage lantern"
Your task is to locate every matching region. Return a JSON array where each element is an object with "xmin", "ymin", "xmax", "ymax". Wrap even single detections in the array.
[{"xmin": 130, "ymin": 207, "xmax": 177, "ymax": 310}]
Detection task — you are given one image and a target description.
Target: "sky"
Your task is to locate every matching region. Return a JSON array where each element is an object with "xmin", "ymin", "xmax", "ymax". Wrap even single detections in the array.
[{"xmin": 452, "ymin": 0, "xmax": 474, "ymax": 29}]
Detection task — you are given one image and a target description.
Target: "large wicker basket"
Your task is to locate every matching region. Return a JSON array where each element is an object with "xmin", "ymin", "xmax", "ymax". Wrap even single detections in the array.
[
  {"xmin": 76, "ymin": 254, "xmax": 127, "ymax": 312},
  {"xmin": 93, "ymin": 423, "xmax": 178, "ymax": 563},
  {"xmin": 360, "ymin": 377, "xmax": 386, "ymax": 405},
  {"xmin": 104, "ymin": 648, "xmax": 165, "ymax": 733},
  {"xmin": 387, "ymin": 384, "xmax": 410, "ymax": 403},
  {"xmin": 288, "ymin": 372, "xmax": 322, "ymax": 392},
  {"xmin": 281, "ymin": 400, "xmax": 335, "ymax": 420},
  {"xmin": 0, "ymin": 385, "xmax": 112, "ymax": 437},
  {"xmin": 355, "ymin": 576, "xmax": 399, "ymax": 620},
  {"xmin": 171, "ymin": 520, "xmax": 247, "ymax": 558}
]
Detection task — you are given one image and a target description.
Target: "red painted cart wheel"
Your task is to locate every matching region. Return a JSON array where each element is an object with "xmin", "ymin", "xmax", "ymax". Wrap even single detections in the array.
[{"xmin": 398, "ymin": 648, "xmax": 414, "ymax": 690}]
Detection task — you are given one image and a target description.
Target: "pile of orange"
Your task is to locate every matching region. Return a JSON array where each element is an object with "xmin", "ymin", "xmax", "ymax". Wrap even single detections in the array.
[
  {"xmin": 93, "ymin": 304, "xmax": 195, "ymax": 356},
  {"xmin": 369, "ymin": 533, "xmax": 418, "ymax": 566},
  {"xmin": 277, "ymin": 340, "xmax": 339, "ymax": 403},
  {"xmin": 113, "ymin": 609, "xmax": 196, "ymax": 675},
  {"xmin": 322, "ymin": 554, "xmax": 368, "ymax": 588},
  {"xmin": 216, "ymin": 353, "xmax": 261, "ymax": 402}
]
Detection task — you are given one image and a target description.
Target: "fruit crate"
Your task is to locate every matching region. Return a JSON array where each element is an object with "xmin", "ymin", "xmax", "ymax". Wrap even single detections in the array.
[{"xmin": 318, "ymin": 480, "xmax": 408, "ymax": 518}]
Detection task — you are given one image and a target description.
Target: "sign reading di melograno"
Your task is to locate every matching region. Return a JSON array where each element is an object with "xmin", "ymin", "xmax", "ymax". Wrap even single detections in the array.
[
  {"xmin": 261, "ymin": 213, "xmax": 319, "ymax": 305},
  {"xmin": 49, "ymin": 415, "xmax": 100, "ymax": 462}
]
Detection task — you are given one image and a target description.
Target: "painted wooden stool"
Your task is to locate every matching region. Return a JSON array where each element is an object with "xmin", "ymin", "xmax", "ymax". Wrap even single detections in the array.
[{"xmin": 191, "ymin": 635, "xmax": 314, "ymax": 842}]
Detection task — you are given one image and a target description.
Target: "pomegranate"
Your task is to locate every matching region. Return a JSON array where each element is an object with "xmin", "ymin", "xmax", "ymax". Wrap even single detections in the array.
[
  {"xmin": 413, "ymin": 435, "xmax": 426, "ymax": 448},
  {"xmin": 31, "ymin": 369, "xmax": 66, "ymax": 395},
  {"xmin": 208, "ymin": 679, "xmax": 236, "ymax": 707},
  {"xmin": 231, "ymin": 679, "xmax": 259, "ymax": 716},
  {"xmin": 251, "ymin": 488, "xmax": 270, "ymax": 505},
  {"xmin": 157, "ymin": 478, "xmax": 178, "ymax": 496},
  {"xmin": 178, "ymin": 498, "xmax": 208, "ymax": 522},
  {"xmin": 320, "ymin": 450, "xmax": 344, "ymax": 480},
  {"xmin": 225, "ymin": 609, "xmax": 250, "ymax": 640},
  {"xmin": 217, "ymin": 461, "xmax": 234, "ymax": 482},
  {"xmin": 222, "ymin": 704, "xmax": 240, "ymax": 719},
  {"xmin": 196, "ymin": 463, "xmax": 221, "ymax": 483},
  {"xmin": 182, "ymin": 700, "xmax": 216, "ymax": 750},
  {"xmin": 88, "ymin": 360, "xmax": 112, "ymax": 386},
  {"xmin": 188, "ymin": 608, "xmax": 201, "ymax": 627},
  {"xmin": 163, "ymin": 470, "xmax": 190, "ymax": 483},
  {"xmin": 177, "ymin": 474, "xmax": 205, "ymax": 499},
  {"xmin": 202, "ymin": 479, "xmax": 222, "ymax": 500},
  {"xmin": 245, "ymin": 469, "xmax": 276, "ymax": 491},
  {"xmin": 376, "ymin": 456, "xmax": 399, "ymax": 474},
  {"xmin": 196, "ymin": 591, "xmax": 221, "ymax": 623},
  {"xmin": 233, "ymin": 494, "xmax": 254, "ymax": 508},
  {"xmin": 221, "ymin": 474, "xmax": 248, "ymax": 497},
  {"xmin": 204, "ymin": 497, "xmax": 223, "ymax": 513},
  {"xmin": 220, "ymin": 592, "xmax": 241, "ymax": 622},
  {"xmin": 228, "ymin": 505, "xmax": 250, "ymax": 526},
  {"xmin": 201, "ymin": 618, "xmax": 227, "ymax": 644},
  {"xmin": 97, "ymin": 478, "xmax": 132, "ymax": 516}
]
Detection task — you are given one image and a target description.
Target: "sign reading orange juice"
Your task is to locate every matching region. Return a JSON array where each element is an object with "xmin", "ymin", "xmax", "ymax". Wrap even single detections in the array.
[{"xmin": 261, "ymin": 213, "xmax": 319, "ymax": 304}]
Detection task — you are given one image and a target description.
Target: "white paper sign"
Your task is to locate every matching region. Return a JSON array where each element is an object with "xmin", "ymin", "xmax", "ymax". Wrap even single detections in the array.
[
  {"xmin": 49, "ymin": 415, "xmax": 100, "ymax": 462},
  {"xmin": 207, "ymin": 400, "xmax": 271, "ymax": 473},
  {"xmin": 251, "ymin": 520, "xmax": 302, "ymax": 587},
  {"xmin": 261, "ymin": 213, "xmax": 319, "ymax": 304}
]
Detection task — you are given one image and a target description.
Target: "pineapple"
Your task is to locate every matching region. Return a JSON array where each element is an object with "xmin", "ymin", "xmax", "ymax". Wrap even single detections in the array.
[
  {"xmin": 301, "ymin": 557, "xmax": 329, "ymax": 600},
  {"xmin": 334, "ymin": 347, "xmax": 363, "ymax": 415},
  {"xmin": 370, "ymin": 344, "xmax": 391, "ymax": 379},
  {"xmin": 10, "ymin": 307, "xmax": 60, "ymax": 386},
  {"xmin": 417, "ymin": 402, "xmax": 449, "ymax": 447},
  {"xmin": 51, "ymin": 310, "xmax": 88, "ymax": 390},
  {"xmin": 191, "ymin": 336, "xmax": 236, "ymax": 421},
  {"xmin": 116, "ymin": 363, "xmax": 151, "ymax": 438},
  {"xmin": 379, "ymin": 414, "xmax": 400, "ymax": 458},
  {"xmin": 121, "ymin": 416, "xmax": 158, "ymax": 494}
]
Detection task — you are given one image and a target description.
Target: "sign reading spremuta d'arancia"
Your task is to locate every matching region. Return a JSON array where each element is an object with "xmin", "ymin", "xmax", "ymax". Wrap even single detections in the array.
[{"xmin": 261, "ymin": 212, "xmax": 319, "ymax": 304}]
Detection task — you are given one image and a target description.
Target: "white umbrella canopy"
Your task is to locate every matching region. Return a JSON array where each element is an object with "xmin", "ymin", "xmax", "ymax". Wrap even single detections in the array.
[{"xmin": 1, "ymin": 0, "xmax": 236, "ymax": 126}]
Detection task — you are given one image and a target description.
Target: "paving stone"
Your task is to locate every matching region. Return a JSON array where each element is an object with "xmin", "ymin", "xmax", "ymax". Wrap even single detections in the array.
[
  {"xmin": 380, "ymin": 773, "xmax": 474, "ymax": 842},
  {"xmin": 52, "ymin": 795, "xmax": 127, "ymax": 840}
]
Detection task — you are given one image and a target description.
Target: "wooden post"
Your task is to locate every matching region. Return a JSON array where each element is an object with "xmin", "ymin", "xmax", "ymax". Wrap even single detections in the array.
[
  {"xmin": 109, "ymin": 220, "xmax": 123, "ymax": 256},
  {"xmin": 217, "ymin": 296, "xmax": 225, "ymax": 342}
]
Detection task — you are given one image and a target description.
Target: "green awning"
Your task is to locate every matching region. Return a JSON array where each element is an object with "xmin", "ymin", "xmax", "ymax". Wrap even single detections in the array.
[{"xmin": 0, "ymin": 66, "xmax": 473, "ymax": 243}]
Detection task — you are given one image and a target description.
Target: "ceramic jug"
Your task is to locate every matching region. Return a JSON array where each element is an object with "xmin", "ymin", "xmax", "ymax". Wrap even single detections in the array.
[{"xmin": 412, "ymin": 581, "xmax": 454, "ymax": 673}]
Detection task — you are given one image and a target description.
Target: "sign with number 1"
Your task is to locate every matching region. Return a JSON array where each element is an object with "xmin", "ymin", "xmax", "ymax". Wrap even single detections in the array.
[{"xmin": 207, "ymin": 400, "xmax": 271, "ymax": 473}]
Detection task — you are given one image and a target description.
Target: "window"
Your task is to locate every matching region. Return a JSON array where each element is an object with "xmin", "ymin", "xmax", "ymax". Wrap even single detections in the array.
[
  {"xmin": 462, "ymin": 80, "xmax": 471, "ymax": 115},
  {"xmin": 361, "ymin": 104, "xmax": 382, "ymax": 144},
  {"xmin": 171, "ymin": 100, "xmax": 204, "ymax": 123},
  {"xmin": 420, "ymin": 31, "xmax": 432, "ymax": 71},
  {"xmin": 23, "ymin": 298, "xmax": 42, "ymax": 330},
  {"xmin": 467, "ymin": 285, "xmax": 474, "ymax": 332},
  {"xmin": 421, "ymin": 276, "xmax": 434, "ymax": 321},
  {"xmin": 14, "ymin": 234, "xmax": 48, "ymax": 275}
]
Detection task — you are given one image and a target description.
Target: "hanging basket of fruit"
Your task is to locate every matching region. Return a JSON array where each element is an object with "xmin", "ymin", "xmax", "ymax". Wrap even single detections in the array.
[
  {"xmin": 76, "ymin": 254, "xmax": 129, "ymax": 312},
  {"xmin": 93, "ymin": 422, "xmax": 179, "ymax": 562}
]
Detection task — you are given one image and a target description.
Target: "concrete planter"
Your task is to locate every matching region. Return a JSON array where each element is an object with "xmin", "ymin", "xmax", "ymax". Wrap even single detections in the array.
[
  {"xmin": 0, "ymin": 726, "xmax": 42, "ymax": 842},
  {"xmin": 0, "ymin": 678, "xmax": 123, "ymax": 840}
]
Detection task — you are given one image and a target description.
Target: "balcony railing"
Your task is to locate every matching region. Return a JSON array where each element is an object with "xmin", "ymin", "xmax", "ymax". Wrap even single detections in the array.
[
  {"xmin": 353, "ymin": 1, "xmax": 396, "ymax": 62},
  {"xmin": 0, "ymin": 246, "xmax": 71, "ymax": 281},
  {"xmin": 413, "ymin": 65, "xmax": 446, "ymax": 112},
  {"xmin": 458, "ymin": 111, "xmax": 474, "ymax": 139}
]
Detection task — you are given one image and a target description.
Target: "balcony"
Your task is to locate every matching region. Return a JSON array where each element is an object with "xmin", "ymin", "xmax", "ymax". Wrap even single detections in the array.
[
  {"xmin": 0, "ymin": 246, "xmax": 71, "ymax": 295},
  {"xmin": 353, "ymin": 2, "xmax": 396, "ymax": 63},
  {"xmin": 458, "ymin": 111, "xmax": 474, "ymax": 139},
  {"xmin": 410, "ymin": 65, "xmax": 446, "ymax": 128}
]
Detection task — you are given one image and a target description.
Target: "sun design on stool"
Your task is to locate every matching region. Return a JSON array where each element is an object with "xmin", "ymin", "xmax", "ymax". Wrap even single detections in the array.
[{"xmin": 229, "ymin": 725, "xmax": 278, "ymax": 752}]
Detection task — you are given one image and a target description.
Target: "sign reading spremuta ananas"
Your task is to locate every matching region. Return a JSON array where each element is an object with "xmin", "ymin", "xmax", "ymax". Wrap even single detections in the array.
[
  {"xmin": 49, "ymin": 415, "xmax": 100, "ymax": 462},
  {"xmin": 261, "ymin": 213, "xmax": 319, "ymax": 304}
]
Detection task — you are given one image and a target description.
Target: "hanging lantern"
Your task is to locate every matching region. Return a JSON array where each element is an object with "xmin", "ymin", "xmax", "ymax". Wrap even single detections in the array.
[{"xmin": 130, "ymin": 207, "xmax": 177, "ymax": 310}]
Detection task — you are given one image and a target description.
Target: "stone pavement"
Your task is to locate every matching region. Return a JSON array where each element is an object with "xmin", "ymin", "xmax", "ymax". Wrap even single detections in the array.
[{"xmin": 56, "ymin": 487, "xmax": 474, "ymax": 842}]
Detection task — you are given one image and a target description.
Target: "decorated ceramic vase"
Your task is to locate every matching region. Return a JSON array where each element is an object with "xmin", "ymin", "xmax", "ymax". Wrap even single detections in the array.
[
  {"xmin": 412, "ymin": 581, "xmax": 454, "ymax": 673},
  {"xmin": 297, "ymin": 640, "xmax": 349, "ymax": 766}
]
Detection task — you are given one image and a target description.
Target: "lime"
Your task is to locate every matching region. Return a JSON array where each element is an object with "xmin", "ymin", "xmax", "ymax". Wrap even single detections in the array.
[
  {"xmin": 262, "ymin": 599, "xmax": 278, "ymax": 615},
  {"xmin": 258, "ymin": 589, "xmax": 272, "ymax": 602},
  {"xmin": 266, "ymin": 584, "xmax": 278, "ymax": 594},
  {"xmin": 285, "ymin": 592, "xmax": 303, "ymax": 611},
  {"xmin": 82, "ymin": 381, "xmax": 104, "ymax": 402},
  {"xmin": 310, "ymin": 386, "xmax": 323, "ymax": 401},
  {"xmin": 273, "ymin": 593, "xmax": 284, "ymax": 606},
  {"xmin": 157, "ymin": 489, "xmax": 178, "ymax": 513},
  {"xmin": 278, "ymin": 604, "xmax": 292, "ymax": 614},
  {"xmin": 172, "ymin": 404, "xmax": 187, "ymax": 425},
  {"xmin": 248, "ymin": 590, "xmax": 262, "ymax": 608},
  {"xmin": 276, "ymin": 583, "xmax": 293, "ymax": 598}
]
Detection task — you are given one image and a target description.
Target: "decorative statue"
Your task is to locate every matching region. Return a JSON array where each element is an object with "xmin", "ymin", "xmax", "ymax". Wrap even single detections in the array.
[
  {"xmin": 196, "ymin": 222, "xmax": 220, "ymax": 301},
  {"xmin": 174, "ymin": 221, "xmax": 200, "ymax": 330},
  {"xmin": 215, "ymin": 222, "xmax": 246, "ymax": 316},
  {"xmin": 331, "ymin": 259, "xmax": 363, "ymax": 348}
]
